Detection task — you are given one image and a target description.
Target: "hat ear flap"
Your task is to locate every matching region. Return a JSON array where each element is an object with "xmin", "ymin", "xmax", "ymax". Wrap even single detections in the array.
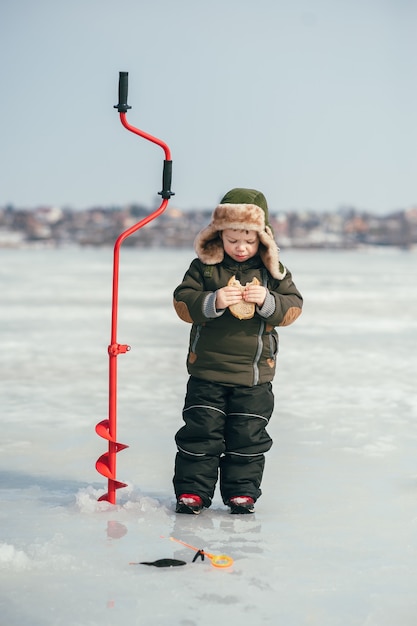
[
  {"xmin": 194, "ymin": 225, "xmax": 225, "ymax": 264},
  {"xmin": 265, "ymin": 225, "xmax": 274, "ymax": 239},
  {"xmin": 258, "ymin": 229, "xmax": 286, "ymax": 280}
]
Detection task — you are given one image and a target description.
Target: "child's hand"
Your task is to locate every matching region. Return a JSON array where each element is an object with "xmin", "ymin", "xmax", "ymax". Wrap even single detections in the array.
[
  {"xmin": 243, "ymin": 285, "xmax": 267, "ymax": 307},
  {"xmin": 215, "ymin": 286, "xmax": 243, "ymax": 310}
]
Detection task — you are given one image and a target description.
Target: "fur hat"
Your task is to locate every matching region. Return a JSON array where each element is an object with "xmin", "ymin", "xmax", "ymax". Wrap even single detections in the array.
[{"xmin": 194, "ymin": 188, "xmax": 286, "ymax": 279}]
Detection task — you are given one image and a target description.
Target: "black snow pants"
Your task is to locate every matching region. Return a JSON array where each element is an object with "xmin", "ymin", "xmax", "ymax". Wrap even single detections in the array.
[{"xmin": 173, "ymin": 376, "xmax": 274, "ymax": 507}]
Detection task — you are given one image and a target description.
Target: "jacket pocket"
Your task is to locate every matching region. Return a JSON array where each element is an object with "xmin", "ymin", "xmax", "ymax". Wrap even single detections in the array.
[
  {"xmin": 266, "ymin": 331, "xmax": 279, "ymax": 368},
  {"xmin": 188, "ymin": 324, "xmax": 202, "ymax": 364}
]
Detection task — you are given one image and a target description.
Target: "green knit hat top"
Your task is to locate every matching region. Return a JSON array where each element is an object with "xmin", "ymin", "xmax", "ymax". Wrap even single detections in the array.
[{"xmin": 220, "ymin": 188, "xmax": 271, "ymax": 229}]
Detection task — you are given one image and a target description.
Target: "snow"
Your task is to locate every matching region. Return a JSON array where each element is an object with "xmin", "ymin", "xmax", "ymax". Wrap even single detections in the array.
[{"xmin": 1, "ymin": 246, "xmax": 417, "ymax": 625}]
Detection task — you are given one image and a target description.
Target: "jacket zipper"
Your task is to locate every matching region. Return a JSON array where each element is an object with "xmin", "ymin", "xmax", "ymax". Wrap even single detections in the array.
[
  {"xmin": 252, "ymin": 268, "xmax": 269, "ymax": 385},
  {"xmin": 253, "ymin": 319, "xmax": 265, "ymax": 385}
]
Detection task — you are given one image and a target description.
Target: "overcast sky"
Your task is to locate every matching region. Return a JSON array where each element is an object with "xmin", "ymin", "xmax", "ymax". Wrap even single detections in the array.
[{"xmin": 1, "ymin": 0, "xmax": 416, "ymax": 213}]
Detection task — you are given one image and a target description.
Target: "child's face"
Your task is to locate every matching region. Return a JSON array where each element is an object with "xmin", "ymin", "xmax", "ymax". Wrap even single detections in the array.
[{"xmin": 221, "ymin": 229, "xmax": 260, "ymax": 263}]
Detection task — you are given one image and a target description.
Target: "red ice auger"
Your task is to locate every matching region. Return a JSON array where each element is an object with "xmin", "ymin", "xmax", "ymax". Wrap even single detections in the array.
[{"xmin": 95, "ymin": 72, "xmax": 174, "ymax": 504}]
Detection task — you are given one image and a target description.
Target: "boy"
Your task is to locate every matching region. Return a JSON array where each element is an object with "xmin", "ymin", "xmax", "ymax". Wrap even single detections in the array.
[{"xmin": 172, "ymin": 188, "xmax": 303, "ymax": 514}]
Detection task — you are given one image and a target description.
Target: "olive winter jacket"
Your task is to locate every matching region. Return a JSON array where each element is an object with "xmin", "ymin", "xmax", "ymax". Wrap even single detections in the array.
[{"xmin": 173, "ymin": 253, "xmax": 303, "ymax": 387}]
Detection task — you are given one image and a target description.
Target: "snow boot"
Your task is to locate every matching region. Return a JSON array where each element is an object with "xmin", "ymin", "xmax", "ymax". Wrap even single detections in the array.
[
  {"xmin": 176, "ymin": 494, "xmax": 203, "ymax": 515},
  {"xmin": 228, "ymin": 496, "xmax": 255, "ymax": 514}
]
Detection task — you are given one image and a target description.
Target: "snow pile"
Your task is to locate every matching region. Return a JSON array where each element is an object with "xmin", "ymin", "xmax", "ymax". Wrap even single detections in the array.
[{"xmin": 0, "ymin": 543, "xmax": 31, "ymax": 571}]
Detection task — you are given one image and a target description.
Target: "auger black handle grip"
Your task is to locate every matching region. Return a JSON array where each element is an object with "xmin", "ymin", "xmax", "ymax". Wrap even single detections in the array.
[
  {"xmin": 159, "ymin": 160, "xmax": 175, "ymax": 199},
  {"xmin": 114, "ymin": 71, "xmax": 132, "ymax": 113}
]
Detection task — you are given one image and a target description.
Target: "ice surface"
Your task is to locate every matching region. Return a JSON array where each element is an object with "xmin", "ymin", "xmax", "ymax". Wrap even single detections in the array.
[{"xmin": 1, "ymin": 246, "xmax": 417, "ymax": 625}]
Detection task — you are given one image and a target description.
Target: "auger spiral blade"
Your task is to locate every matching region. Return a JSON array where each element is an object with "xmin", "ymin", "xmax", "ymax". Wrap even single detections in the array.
[{"xmin": 95, "ymin": 419, "xmax": 129, "ymax": 502}]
